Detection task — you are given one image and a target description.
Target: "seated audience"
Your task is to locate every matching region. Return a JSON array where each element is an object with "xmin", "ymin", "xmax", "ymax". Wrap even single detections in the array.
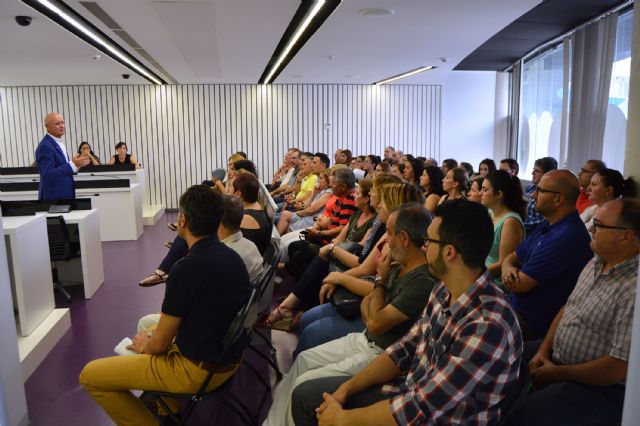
[
  {"xmin": 576, "ymin": 159, "xmax": 607, "ymax": 214},
  {"xmin": 440, "ymin": 158, "xmax": 458, "ymax": 175},
  {"xmin": 107, "ymin": 141, "xmax": 140, "ymax": 169},
  {"xmin": 295, "ymin": 182, "xmax": 420, "ymax": 352},
  {"xmin": 362, "ymin": 155, "xmax": 380, "ymax": 178},
  {"xmin": 424, "ymin": 157, "xmax": 438, "ymax": 167},
  {"xmin": 581, "ymin": 168, "xmax": 637, "ymax": 230},
  {"xmin": 438, "ymin": 167, "xmax": 468, "ymax": 205},
  {"xmin": 500, "ymin": 158, "xmax": 520, "ymax": 176},
  {"xmin": 478, "ymin": 157, "xmax": 497, "ymax": 178},
  {"xmin": 523, "ymin": 156, "xmax": 558, "ymax": 235},
  {"xmin": 502, "ymin": 170, "xmax": 593, "ymax": 340},
  {"xmin": 390, "ymin": 150, "xmax": 402, "ymax": 165},
  {"xmin": 383, "ymin": 146, "xmax": 394, "ymax": 163},
  {"xmin": 80, "ymin": 185, "xmax": 251, "ymax": 424},
  {"xmin": 402, "ymin": 157, "xmax": 424, "ymax": 189},
  {"xmin": 270, "ymin": 148, "xmax": 300, "ymax": 192},
  {"xmin": 459, "ymin": 161, "xmax": 474, "ymax": 178},
  {"xmin": 77, "ymin": 141, "xmax": 100, "ymax": 165},
  {"xmin": 283, "ymin": 152, "xmax": 317, "ymax": 206},
  {"xmin": 374, "ymin": 161, "xmax": 390, "ymax": 177},
  {"xmin": 389, "ymin": 162, "xmax": 404, "ymax": 179},
  {"xmin": 264, "ymin": 202, "xmax": 436, "ymax": 426},
  {"xmin": 508, "ymin": 198, "xmax": 639, "ymax": 426},
  {"xmin": 419, "ymin": 165, "xmax": 445, "ymax": 212},
  {"xmin": 466, "ymin": 175, "xmax": 484, "ymax": 202},
  {"xmin": 291, "ymin": 199, "xmax": 522, "ymax": 425},
  {"xmin": 211, "ymin": 153, "xmax": 245, "ymax": 194},
  {"xmin": 277, "ymin": 169, "xmax": 332, "ymax": 235},
  {"xmin": 233, "ymin": 172, "xmax": 272, "ymax": 255},
  {"xmin": 481, "ymin": 170, "xmax": 526, "ymax": 282}
]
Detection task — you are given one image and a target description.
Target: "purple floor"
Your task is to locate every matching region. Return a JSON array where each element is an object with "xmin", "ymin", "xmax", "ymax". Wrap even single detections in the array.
[{"xmin": 25, "ymin": 212, "xmax": 297, "ymax": 425}]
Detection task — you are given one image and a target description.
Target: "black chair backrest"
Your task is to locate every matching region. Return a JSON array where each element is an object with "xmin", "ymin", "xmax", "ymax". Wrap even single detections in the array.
[
  {"xmin": 46, "ymin": 216, "xmax": 75, "ymax": 261},
  {"xmin": 498, "ymin": 358, "xmax": 531, "ymax": 425},
  {"xmin": 262, "ymin": 240, "xmax": 281, "ymax": 268}
]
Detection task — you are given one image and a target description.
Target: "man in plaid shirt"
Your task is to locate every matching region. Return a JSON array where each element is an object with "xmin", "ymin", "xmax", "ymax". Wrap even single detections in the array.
[
  {"xmin": 292, "ymin": 199, "xmax": 523, "ymax": 425},
  {"xmin": 507, "ymin": 198, "xmax": 639, "ymax": 426}
]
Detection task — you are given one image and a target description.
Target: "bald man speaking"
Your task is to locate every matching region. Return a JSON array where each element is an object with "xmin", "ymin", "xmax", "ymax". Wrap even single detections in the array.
[{"xmin": 35, "ymin": 113, "xmax": 89, "ymax": 200}]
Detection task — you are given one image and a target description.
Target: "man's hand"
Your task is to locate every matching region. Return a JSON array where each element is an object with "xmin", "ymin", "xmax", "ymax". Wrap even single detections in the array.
[
  {"xmin": 126, "ymin": 332, "xmax": 150, "ymax": 354},
  {"xmin": 319, "ymin": 283, "xmax": 337, "ymax": 304},
  {"xmin": 317, "ymin": 392, "xmax": 346, "ymax": 426},
  {"xmin": 72, "ymin": 154, "xmax": 90, "ymax": 168},
  {"xmin": 377, "ymin": 252, "xmax": 393, "ymax": 284},
  {"xmin": 530, "ymin": 358, "xmax": 561, "ymax": 389},
  {"xmin": 529, "ymin": 348, "xmax": 551, "ymax": 371},
  {"xmin": 501, "ymin": 262, "xmax": 521, "ymax": 291}
]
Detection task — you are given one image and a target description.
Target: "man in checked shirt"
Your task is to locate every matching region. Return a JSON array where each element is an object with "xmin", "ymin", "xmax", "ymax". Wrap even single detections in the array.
[
  {"xmin": 507, "ymin": 198, "xmax": 639, "ymax": 426},
  {"xmin": 292, "ymin": 199, "xmax": 523, "ymax": 425}
]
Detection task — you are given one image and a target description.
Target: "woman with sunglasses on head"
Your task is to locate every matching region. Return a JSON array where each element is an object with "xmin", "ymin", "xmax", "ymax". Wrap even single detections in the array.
[
  {"xmin": 480, "ymin": 170, "xmax": 526, "ymax": 283},
  {"xmin": 581, "ymin": 168, "xmax": 637, "ymax": 231}
]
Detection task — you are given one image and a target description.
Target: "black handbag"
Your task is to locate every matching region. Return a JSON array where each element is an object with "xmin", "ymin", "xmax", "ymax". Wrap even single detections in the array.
[{"xmin": 329, "ymin": 287, "xmax": 363, "ymax": 320}]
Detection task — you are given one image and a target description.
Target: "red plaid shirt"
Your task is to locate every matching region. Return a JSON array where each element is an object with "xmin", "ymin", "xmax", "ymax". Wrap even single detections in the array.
[{"xmin": 384, "ymin": 272, "xmax": 523, "ymax": 425}]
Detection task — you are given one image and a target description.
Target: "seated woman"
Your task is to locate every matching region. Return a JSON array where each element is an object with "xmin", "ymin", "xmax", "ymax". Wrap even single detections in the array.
[
  {"xmin": 210, "ymin": 153, "xmax": 245, "ymax": 194},
  {"xmin": 294, "ymin": 182, "xmax": 421, "ymax": 353},
  {"xmin": 438, "ymin": 167, "xmax": 468, "ymax": 205},
  {"xmin": 390, "ymin": 162, "xmax": 405, "ymax": 180},
  {"xmin": 77, "ymin": 142, "xmax": 100, "ymax": 165},
  {"xmin": 107, "ymin": 142, "xmax": 140, "ymax": 169},
  {"xmin": 277, "ymin": 169, "xmax": 332, "ymax": 235},
  {"xmin": 232, "ymin": 172, "xmax": 272, "ymax": 255},
  {"xmin": 480, "ymin": 170, "xmax": 525, "ymax": 283},
  {"xmin": 419, "ymin": 165, "xmax": 445, "ymax": 212},
  {"xmin": 467, "ymin": 175, "xmax": 484, "ymax": 203},
  {"xmin": 403, "ymin": 157, "xmax": 424, "ymax": 190},
  {"xmin": 581, "ymin": 168, "xmax": 637, "ymax": 231}
]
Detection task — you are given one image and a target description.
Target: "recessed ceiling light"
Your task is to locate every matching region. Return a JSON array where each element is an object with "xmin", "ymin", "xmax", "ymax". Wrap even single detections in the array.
[{"xmin": 359, "ymin": 8, "xmax": 394, "ymax": 18}]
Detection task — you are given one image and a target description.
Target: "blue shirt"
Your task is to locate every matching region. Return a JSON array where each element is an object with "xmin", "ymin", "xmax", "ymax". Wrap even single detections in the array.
[
  {"xmin": 509, "ymin": 211, "xmax": 593, "ymax": 339},
  {"xmin": 523, "ymin": 184, "xmax": 546, "ymax": 235}
]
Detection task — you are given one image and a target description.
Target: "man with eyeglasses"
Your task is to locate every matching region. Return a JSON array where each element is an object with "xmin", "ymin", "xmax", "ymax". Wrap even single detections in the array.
[
  {"xmin": 507, "ymin": 198, "xmax": 639, "ymax": 426},
  {"xmin": 523, "ymin": 156, "xmax": 558, "ymax": 235},
  {"xmin": 502, "ymin": 170, "xmax": 593, "ymax": 341},
  {"xmin": 576, "ymin": 159, "xmax": 607, "ymax": 215},
  {"xmin": 291, "ymin": 200, "xmax": 522, "ymax": 425}
]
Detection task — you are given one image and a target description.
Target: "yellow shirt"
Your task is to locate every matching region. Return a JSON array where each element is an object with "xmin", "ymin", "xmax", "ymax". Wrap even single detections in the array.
[{"xmin": 295, "ymin": 174, "xmax": 318, "ymax": 201}]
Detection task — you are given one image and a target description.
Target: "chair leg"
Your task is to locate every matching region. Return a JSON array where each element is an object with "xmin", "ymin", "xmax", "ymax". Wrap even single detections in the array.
[
  {"xmin": 54, "ymin": 282, "xmax": 72, "ymax": 303},
  {"xmin": 241, "ymin": 359, "xmax": 270, "ymax": 420},
  {"xmin": 252, "ymin": 328, "xmax": 283, "ymax": 380}
]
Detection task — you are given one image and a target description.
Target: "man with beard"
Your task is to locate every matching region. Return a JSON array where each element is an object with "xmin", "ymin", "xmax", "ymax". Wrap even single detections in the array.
[{"xmin": 292, "ymin": 199, "xmax": 523, "ymax": 425}]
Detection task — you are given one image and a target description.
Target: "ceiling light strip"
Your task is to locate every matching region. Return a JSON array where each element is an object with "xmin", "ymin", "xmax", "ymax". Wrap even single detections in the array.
[
  {"xmin": 259, "ymin": 0, "xmax": 342, "ymax": 84},
  {"xmin": 374, "ymin": 66, "xmax": 436, "ymax": 85},
  {"xmin": 21, "ymin": 0, "xmax": 165, "ymax": 85}
]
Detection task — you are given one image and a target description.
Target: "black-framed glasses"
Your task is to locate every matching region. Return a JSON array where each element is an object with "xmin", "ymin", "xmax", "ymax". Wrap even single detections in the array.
[
  {"xmin": 592, "ymin": 219, "xmax": 630, "ymax": 233},
  {"xmin": 423, "ymin": 237, "xmax": 450, "ymax": 247},
  {"xmin": 533, "ymin": 185, "xmax": 563, "ymax": 195}
]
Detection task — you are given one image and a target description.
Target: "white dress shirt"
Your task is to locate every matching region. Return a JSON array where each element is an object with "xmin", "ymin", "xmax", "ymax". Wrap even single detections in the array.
[{"xmin": 221, "ymin": 231, "xmax": 264, "ymax": 282}]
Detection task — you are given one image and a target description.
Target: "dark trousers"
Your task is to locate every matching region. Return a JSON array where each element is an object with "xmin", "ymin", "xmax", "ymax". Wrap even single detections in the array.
[
  {"xmin": 291, "ymin": 376, "xmax": 384, "ymax": 426},
  {"xmin": 158, "ymin": 236, "xmax": 188, "ymax": 273},
  {"xmin": 291, "ymin": 254, "xmax": 330, "ymax": 310},
  {"xmin": 506, "ymin": 340, "xmax": 626, "ymax": 426}
]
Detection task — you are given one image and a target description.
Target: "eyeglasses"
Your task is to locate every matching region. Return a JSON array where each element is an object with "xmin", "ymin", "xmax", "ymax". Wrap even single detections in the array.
[
  {"xmin": 592, "ymin": 219, "xmax": 630, "ymax": 234},
  {"xmin": 533, "ymin": 185, "xmax": 563, "ymax": 195},
  {"xmin": 423, "ymin": 237, "xmax": 450, "ymax": 247}
]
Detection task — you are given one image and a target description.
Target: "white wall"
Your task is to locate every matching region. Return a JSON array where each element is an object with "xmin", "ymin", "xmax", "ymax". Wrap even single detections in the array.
[
  {"xmin": 441, "ymin": 71, "xmax": 498, "ymax": 169},
  {"xmin": 0, "ymin": 84, "xmax": 441, "ymax": 208}
]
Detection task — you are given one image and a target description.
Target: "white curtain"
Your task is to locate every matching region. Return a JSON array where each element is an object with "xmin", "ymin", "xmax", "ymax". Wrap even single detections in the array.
[{"xmin": 566, "ymin": 14, "xmax": 618, "ymax": 172}]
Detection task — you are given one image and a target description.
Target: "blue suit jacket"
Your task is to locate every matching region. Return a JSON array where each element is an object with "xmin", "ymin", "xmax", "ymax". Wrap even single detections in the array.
[{"xmin": 35, "ymin": 134, "xmax": 75, "ymax": 201}]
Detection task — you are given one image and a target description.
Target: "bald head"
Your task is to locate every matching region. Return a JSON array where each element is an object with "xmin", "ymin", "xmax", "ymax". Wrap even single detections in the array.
[
  {"xmin": 44, "ymin": 113, "xmax": 65, "ymax": 138},
  {"xmin": 543, "ymin": 170, "xmax": 580, "ymax": 202}
]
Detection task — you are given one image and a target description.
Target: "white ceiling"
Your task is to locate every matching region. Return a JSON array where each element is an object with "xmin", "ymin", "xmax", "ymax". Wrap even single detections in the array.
[{"xmin": 0, "ymin": 0, "xmax": 541, "ymax": 86}]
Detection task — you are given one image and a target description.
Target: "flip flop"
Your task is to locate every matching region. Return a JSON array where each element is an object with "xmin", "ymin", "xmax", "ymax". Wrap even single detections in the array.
[
  {"xmin": 164, "ymin": 241, "xmax": 173, "ymax": 249},
  {"xmin": 167, "ymin": 223, "xmax": 178, "ymax": 231},
  {"xmin": 139, "ymin": 271, "xmax": 168, "ymax": 287}
]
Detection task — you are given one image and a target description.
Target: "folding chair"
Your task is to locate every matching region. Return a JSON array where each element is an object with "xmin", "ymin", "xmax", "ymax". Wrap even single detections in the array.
[
  {"xmin": 46, "ymin": 215, "xmax": 80, "ymax": 302},
  {"xmin": 140, "ymin": 288, "xmax": 261, "ymax": 425}
]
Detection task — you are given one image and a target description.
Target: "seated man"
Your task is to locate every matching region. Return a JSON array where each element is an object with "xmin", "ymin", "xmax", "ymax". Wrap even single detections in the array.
[
  {"xmin": 291, "ymin": 199, "xmax": 523, "ymax": 425},
  {"xmin": 264, "ymin": 203, "xmax": 437, "ymax": 426},
  {"xmin": 139, "ymin": 193, "xmax": 263, "ymax": 287},
  {"xmin": 508, "ymin": 198, "xmax": 639, "ymax": 426},
  {"xmin": 80, "ymin": 185, "xmax": 251, "ymax": 425},
  {"xmin": 523, "ymin": 156, "xmax": 558, "ymax": 235},
  {"xmin": 269, "ymin": 148, "xmax": 300, "ymax": 192},
  {"xmin": 502, "ymin": 170, "xmax": 593, "ymax": 340}
]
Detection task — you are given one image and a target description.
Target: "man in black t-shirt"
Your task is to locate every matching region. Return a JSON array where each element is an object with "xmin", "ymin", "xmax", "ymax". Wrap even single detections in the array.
[{"xmin": 80, "ymin": 185, "xmax": 251, "ymax": 425}]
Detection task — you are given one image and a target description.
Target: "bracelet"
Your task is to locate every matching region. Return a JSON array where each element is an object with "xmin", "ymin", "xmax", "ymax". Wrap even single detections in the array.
[
  {"xmin": 329, "ymin": 243, "xmax": 336, "ymax": 255},
  {"xmin": 374, "ymin": 282, "xmax": 387, "ymax": 291}
]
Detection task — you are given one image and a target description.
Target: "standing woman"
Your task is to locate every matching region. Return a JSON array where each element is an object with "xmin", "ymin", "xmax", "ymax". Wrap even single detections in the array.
[
  {"xmin": 480, "ymin": 170, "xmax": 526, "ymax": 280},
  {"xmin": 438, "ymin": 167, "xmax": 468, "ymax": 205},
  {"xmin": 581, "ymin": 168, "xmax": 637, "ymax": 230},
  {"xmin": 77, "ymin": 142, "xmax": 100, "ymax": 165},
  {"xmin": 419, "ymin": 165, "xmax": 445, "ymax": 212},
  {"xmin": 107, "ymin": 142, "xmax": 140, "ymax": 169}
]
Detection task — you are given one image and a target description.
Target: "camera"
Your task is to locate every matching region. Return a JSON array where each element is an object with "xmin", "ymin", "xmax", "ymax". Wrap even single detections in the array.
[
  {"xmin": 122, "ymin": 73, "xmax": 131, "ymax": 79},
  {"xmin": 15, "ymin": 16, "xmax": 32, "ymax": 27}
]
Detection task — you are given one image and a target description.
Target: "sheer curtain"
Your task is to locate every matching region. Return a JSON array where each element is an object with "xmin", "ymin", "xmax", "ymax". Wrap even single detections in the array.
[{"xmin": 566, "ymin": 14, "xmax": 618, "ymax": 172}]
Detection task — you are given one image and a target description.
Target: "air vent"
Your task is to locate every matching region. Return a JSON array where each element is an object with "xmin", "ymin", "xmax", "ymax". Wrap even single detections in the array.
[{"xmin": 79, "ymin": 1, "xmax": 177, "ymax": 83}]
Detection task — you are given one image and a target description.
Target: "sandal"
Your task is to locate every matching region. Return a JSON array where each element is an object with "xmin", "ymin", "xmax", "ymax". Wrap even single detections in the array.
[
  {"xmin": 256, "ymin": 306, "xmax": 302, "ymax": 332},
  {"xmin": 167, "ymin": 223, "xmax": 178, "ymax": 231},
  {"xmin": 164, "ymin": 241, "xmax": 173, "ymax": 249},
  {"xmin": 139, "ymin": 270, "xmax": 168, "ymax": 287}
]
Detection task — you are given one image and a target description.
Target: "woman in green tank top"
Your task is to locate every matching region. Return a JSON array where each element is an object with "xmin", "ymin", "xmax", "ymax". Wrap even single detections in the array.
[{"xmin": 481, "ymin": 170, "xmax": 526, "ymax": 284}]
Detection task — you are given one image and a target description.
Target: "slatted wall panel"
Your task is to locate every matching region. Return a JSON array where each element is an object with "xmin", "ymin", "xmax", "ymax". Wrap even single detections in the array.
[{"xmin": 0, "ymin": 84, "xmax": 441, "ymax": 208}]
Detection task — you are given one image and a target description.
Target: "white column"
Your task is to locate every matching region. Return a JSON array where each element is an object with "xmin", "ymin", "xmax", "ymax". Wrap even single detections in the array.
[
  {"xmin": 493, "ymin": 72, "xmax": 510, "ymax": 161},
  {"xmin": 0, "ymin": 212, "xmax": 28, "ymax": 426}
]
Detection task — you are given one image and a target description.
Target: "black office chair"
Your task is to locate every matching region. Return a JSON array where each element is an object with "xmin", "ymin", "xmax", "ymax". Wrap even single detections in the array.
[
  {"xmin": 140, "ymin": 288, "xmax": 264, "ymax": 425},
  {"xmin": 498, "ymin": 358, "xmax": 531, "ymax": 425},
  {"xmin": 46, "ymin": 216, "xmax": 80, "ymax": 303}
]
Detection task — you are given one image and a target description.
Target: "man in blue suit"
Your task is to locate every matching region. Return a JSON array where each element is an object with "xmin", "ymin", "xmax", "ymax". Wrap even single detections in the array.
[{"xmin": 35, "ymin": 113, "xmax": 89, "ymax": 200}]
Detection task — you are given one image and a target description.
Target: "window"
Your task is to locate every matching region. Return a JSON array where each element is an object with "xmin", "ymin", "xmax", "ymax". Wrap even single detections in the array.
[
  {"xmin": 602, "ymin": 10, "xmax": 633, "ymax": 172},
  {"xmin": 518, "ymin": 45, "xmax": 564, "ymax": 178}
]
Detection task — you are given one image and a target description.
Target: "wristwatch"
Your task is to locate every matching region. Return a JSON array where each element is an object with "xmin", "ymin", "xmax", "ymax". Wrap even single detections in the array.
[
  {"xmin": 373, "ymin": 277, "xmax": 387, "ymax": 291},
  {"xmin": 328, "ymin": 243, "xmax": 336, "ymax": 255}
]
